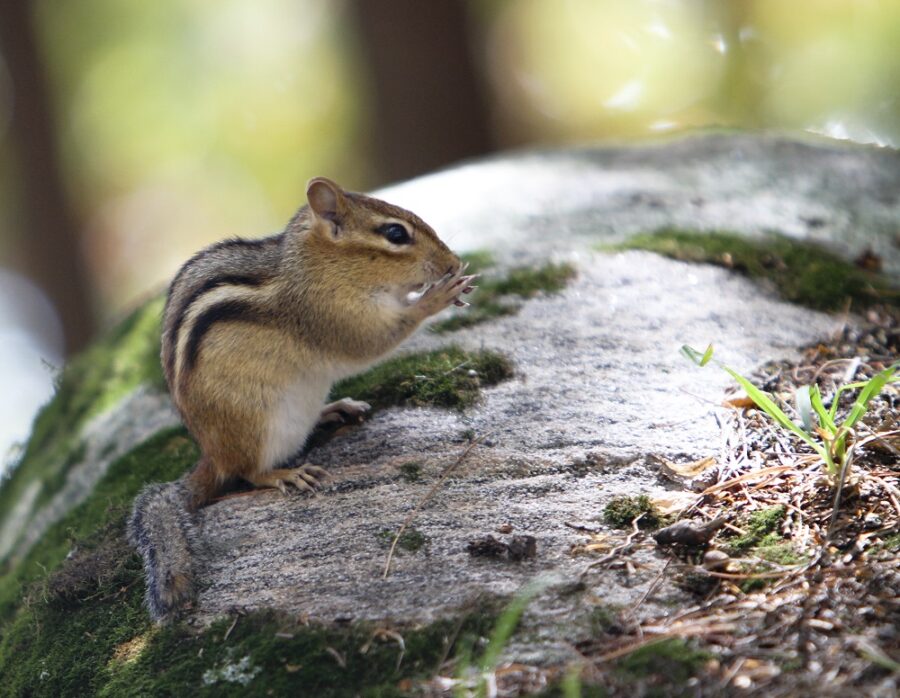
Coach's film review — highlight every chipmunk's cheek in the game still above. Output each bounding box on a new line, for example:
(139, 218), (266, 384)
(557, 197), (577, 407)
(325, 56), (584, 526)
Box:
(372, 286), (417, 312)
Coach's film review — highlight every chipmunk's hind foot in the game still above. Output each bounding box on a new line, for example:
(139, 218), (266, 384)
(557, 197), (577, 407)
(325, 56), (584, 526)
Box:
(248, 464), (329, 494)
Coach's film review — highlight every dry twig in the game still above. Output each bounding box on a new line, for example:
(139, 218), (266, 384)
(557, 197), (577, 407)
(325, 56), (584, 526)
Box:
(382, 432), (493, 578)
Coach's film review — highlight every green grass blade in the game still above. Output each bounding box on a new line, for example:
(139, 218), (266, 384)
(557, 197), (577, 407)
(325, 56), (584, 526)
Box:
(829, 380), (872, 421)
(681, 343), (839, 464)
(478, 582), (544, 673)
(562, 665), (583, 697)
(809, 385), (836, 433)
(841, 363), (897, 431)
(720, 366), (827, 459)
(830, 426), (849, 466)
(856, 640), (900, 674)
(453, 635), (475, 698)
(681, 344), (714, 367)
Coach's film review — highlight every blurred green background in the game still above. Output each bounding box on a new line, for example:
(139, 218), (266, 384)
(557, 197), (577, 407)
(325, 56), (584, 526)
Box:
(1, 0), (899, 460)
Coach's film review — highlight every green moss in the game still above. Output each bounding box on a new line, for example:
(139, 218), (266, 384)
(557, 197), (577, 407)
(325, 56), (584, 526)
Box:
(0, 421), (507, 696)
(432, 261), (576, 333)
(615, 637), (711, 684)
(778, 655), (804, 672)
(756, 542), (804, 565)
(0, 427), (201, 695)
(459, 250), (497, 273)
(536, 680), (607, 698)
(489, 263), (577, 297)
(398, 461), (423, 483)
(879, 532), (900, 551)
(602, 495), (662, 530)
(0, 427), (197, 623)
(589, 604), (623, 635)
(674, 569), (720, 597)
(377, 527), (429, 553)
(725, 507), (800, 592)
(0, 298), (167, 550)
(44, 532), (134, 603)
(433, 301), (519, 334)
(3, 581), (498, 697)
(608, 229), (899, 311)
(1, 559), (150, 697)
(121, 607), (499, 698)
(727, 506), (787, 554)
(330, 346), (513, 412)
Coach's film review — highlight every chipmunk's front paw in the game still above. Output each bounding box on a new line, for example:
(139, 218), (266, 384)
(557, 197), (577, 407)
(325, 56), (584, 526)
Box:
(413, 268), (477, 318)
(317, 397), (371, 427)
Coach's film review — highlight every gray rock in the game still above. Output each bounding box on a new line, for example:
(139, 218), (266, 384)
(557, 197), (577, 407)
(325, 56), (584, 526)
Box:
(185, 134), (890, 659)
(13, 133), (898, 670)
(381, 132), (900, 279)
(193, 251), (838, 649)
(0, 388), (180, 563)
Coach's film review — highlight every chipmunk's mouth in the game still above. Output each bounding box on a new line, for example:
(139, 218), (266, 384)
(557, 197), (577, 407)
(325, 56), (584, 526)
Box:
(402, 263), (468, 305)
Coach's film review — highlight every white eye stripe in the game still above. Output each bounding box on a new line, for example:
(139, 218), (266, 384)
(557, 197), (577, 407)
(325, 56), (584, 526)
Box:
(379, 219), (410, 232)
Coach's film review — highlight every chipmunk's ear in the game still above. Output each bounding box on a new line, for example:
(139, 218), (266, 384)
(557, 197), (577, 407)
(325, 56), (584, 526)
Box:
(307, 177), (346, 224)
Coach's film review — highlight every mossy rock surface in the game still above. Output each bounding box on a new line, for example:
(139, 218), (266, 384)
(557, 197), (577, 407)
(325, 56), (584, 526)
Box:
(3, 133), (900, 695)
(0, 299), (167, 557)
(610, 228), (899, 311)
(331, 345), (514, 412)
(430, 252), (577, 334)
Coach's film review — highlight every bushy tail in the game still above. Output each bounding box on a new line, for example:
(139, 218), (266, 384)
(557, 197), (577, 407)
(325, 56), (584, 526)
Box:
(127, 458), (220, 622)
(127, 479), (196, 621)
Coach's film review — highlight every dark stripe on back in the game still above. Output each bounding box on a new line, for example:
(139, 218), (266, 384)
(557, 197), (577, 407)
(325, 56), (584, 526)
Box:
(167, 274), (264, 377)
(183, 299), (260, 374)
(165, 235), (283, 311)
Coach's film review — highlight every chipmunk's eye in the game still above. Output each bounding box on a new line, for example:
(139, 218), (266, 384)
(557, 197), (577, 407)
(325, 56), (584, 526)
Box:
(376, 223), (412, 246)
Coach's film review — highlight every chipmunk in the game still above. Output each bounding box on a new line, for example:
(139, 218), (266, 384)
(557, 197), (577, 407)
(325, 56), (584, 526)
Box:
(128, 177), (475, 621)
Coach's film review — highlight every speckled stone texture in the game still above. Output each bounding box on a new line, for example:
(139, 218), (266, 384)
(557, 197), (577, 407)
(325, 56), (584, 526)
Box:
(184, 133), (900, 658)
(192, 251), (839, 661)
(15, 133), (900, 664)
(381, 132), (900, 279)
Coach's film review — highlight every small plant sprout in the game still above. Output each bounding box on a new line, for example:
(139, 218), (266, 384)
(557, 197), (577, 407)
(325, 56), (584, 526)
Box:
(454, 581), (547, 697)
(681, 344), (898, 482)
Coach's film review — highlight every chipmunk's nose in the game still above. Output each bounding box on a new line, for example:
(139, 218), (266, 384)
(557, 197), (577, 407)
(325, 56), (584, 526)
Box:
(431, 246), (461, 280)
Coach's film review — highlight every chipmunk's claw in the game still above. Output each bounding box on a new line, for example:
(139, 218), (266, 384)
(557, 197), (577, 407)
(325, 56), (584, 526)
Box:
(250, 464), (329, 495)
(414, 270), (478, 317)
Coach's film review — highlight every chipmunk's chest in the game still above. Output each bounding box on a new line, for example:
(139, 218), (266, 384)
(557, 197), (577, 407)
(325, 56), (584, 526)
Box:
(261, 362), (363, 470)
(261, 374), (330, 470)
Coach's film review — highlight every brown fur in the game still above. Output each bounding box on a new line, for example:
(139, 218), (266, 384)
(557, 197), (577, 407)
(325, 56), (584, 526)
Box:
(165, 177), (461, 497)
(178, 321), (294, 492)
(185, 457), (222, 511)
(131, 178), (470, 622)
